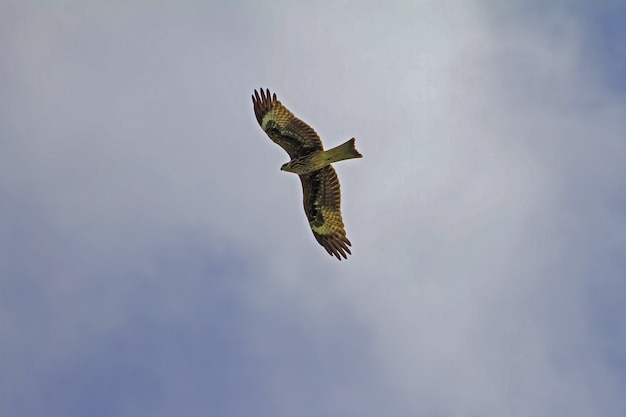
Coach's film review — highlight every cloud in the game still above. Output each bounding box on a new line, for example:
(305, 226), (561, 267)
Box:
(1, 1), (625, 416)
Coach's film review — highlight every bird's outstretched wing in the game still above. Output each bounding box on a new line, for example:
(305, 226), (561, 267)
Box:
(300, 166), (351, 260)
(252, 88), (323, 159)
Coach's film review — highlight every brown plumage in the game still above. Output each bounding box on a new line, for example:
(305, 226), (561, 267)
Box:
(252, 88), (362, 260)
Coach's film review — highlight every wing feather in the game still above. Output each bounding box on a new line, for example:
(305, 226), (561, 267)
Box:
(300, 166), (352, 260)
(252, 88), (323, 159)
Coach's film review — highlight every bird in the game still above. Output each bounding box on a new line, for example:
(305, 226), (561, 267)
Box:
(252, 88), (362, 260)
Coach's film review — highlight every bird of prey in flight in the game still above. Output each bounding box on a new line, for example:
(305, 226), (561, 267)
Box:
(252, 88), (362, 260)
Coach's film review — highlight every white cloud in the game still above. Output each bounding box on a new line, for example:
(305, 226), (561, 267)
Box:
(1, 1), (625, 416)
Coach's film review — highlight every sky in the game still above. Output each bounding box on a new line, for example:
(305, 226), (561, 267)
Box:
(1, 1), (626, 416)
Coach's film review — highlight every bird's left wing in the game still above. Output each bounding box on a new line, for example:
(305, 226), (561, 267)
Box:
(252, 88), (323, 159)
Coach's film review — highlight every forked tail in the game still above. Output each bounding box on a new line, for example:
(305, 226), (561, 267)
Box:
(324, 138), (363, 163)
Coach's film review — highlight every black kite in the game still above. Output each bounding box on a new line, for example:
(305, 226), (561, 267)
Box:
(252, 88), (362, 260)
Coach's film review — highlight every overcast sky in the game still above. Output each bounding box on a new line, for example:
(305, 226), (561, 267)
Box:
(1, 1), (626, 416)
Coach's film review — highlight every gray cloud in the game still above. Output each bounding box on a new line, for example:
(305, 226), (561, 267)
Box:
(1, 1), (625, 416)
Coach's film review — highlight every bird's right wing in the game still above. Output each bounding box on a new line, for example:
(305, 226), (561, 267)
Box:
(300, 166), (352, 260)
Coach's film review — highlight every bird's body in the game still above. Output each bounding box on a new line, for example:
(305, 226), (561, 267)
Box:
(252, 88), (362, 260)
(281, 138), (362, 175)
